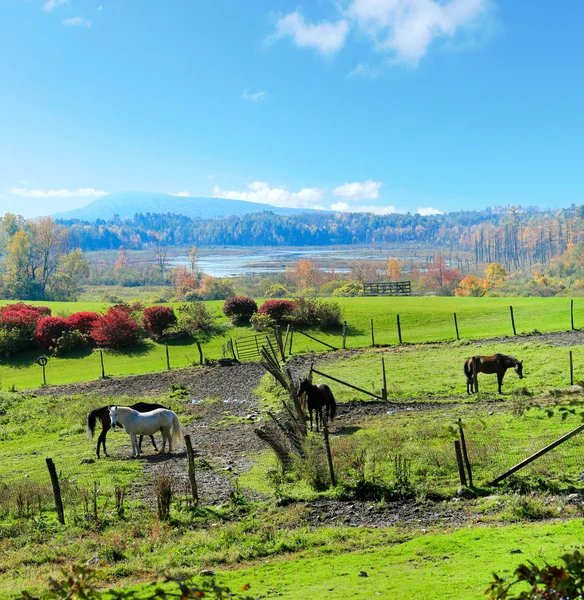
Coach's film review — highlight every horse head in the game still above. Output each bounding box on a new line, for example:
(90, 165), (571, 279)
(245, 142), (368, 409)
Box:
(298, 379), (309, 396)
(515, 360), (524, 379)
(109, 405), (118, 427)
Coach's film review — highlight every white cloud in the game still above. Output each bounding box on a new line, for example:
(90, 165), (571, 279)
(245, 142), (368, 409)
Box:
(333, 179), (383, 201)
(346, 0), (488, 65)
(417, 206), (443, 215)
(62, 17), (91, 27)
(42, 0), (66, 12)
(332, 202), (403, 215)
(273, 10), (350, 56)
(170, 191), (191, 197)
(213, 182), (325, 209)
(272, 1), (491, 65)
(242, 89), (268, 102)
(97, 5), (103, 10)
(9, 187), (107, 198)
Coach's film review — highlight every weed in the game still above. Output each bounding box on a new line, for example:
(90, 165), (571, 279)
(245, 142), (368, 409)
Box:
(154, 470), (173, 521)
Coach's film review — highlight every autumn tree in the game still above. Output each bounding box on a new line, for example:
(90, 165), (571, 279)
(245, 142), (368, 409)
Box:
(423, 253), (462, 295)
(386, 257), (402, 281)
(293, 259), (320, 290)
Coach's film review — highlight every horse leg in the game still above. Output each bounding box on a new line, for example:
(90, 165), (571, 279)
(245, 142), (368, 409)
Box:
(149, 435), (158, 452)
(138, 434), (144, 453)
(497, 370), (505, 394)
(309, 409), (313, 432)
(160, 431), (167, 454)
(131, 433), (139, 457)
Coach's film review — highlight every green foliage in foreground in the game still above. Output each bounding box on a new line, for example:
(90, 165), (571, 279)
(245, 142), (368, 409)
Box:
(487, 549), (584, 599)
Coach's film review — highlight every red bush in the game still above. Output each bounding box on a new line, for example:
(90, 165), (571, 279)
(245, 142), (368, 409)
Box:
(258, 299), (296, 323)
(0, 303), (51, 318)
(92, 307), (141, 349)
(222, 296), (258, 322)
(142, 306), (177, 338)
(66, 312), (100, 336)
(35, 317), (71, 350)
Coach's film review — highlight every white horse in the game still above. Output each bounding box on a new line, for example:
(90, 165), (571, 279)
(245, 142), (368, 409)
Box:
(109, 406), (182, 458)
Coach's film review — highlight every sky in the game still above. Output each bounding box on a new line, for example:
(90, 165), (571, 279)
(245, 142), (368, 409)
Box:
(1, 0), (583, 219)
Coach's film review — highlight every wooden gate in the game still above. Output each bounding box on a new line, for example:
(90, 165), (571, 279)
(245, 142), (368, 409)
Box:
(234, 332), (278, 361)
(363, 280), (411, 296)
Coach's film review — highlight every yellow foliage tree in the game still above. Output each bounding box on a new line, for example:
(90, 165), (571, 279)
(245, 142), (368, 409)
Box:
(386, 257), (402, 281)
(454, 274), (488, 297)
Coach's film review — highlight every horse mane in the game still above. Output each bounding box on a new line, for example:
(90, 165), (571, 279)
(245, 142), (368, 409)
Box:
(502, 354), (520, 366)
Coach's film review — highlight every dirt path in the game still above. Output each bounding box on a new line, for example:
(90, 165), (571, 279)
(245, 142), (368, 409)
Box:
(29, 327), (584, 526)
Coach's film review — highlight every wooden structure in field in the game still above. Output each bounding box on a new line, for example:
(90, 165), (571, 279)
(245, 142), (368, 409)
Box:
(363, 280), (411, 297)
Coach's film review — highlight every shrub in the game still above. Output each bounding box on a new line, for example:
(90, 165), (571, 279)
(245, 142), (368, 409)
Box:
(0, 303), (51, 318)
(142, 306), (177, 338)
(222, 296), (258, 322)
(65, 312), (100, 336)
(0, 305), (49, 354)
(177, 302), (215, 337)
(53, 329), (88, 356)
(35, 317), (70, 350)
(316, 300), (342, 328)
(332, 282), (364, 297)
(91, 307), (141, 349)
(290, 297), (319, 325)
(259, 299), (296, 323)
(250, 312), (272, 332)
(264, 284), (288, 298)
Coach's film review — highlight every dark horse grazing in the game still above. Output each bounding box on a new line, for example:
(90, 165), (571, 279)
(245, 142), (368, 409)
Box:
(298, 379), (337, 432)
(87, 402), (168, 458)
(464, 354), (523, 394)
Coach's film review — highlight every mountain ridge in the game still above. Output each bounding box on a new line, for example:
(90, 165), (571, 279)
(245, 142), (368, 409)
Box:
(53, 191), (314, 221)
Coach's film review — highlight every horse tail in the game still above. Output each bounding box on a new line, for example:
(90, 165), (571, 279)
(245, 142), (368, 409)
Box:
(171, 411), (182, 450)
(329, 395), (337, 422)
(463, 358), (471, 380)
(87, 408), (99, 438)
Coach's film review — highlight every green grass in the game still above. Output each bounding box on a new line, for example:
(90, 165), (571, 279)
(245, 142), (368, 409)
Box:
(294, 341), (584, 401)
(118, 520), (584, 600)
(1, 296), (582, 390)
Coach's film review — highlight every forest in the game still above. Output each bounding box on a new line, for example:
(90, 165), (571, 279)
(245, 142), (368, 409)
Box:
(57, 204), (584, 273)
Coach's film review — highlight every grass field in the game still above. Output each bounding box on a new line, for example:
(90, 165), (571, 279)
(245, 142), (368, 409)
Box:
(1, 296), (583, 390)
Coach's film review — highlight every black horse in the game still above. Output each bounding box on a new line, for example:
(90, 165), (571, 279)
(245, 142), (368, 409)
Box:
(298, 379), (337, 432)
(464, 354), (523, 394)
(87, 401), (168, 458)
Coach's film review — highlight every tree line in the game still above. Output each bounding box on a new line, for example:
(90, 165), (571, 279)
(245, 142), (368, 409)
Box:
(56, 204), (584, 272)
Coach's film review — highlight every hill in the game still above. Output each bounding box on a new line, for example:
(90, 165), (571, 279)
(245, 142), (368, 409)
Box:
(53, 191), (313, 221)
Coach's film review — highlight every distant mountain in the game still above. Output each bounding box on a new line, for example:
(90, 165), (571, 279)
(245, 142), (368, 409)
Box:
(53, 191), (312, 221)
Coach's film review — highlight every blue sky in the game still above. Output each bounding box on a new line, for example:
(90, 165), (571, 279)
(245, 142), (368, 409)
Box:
(1, 0), (583, 218)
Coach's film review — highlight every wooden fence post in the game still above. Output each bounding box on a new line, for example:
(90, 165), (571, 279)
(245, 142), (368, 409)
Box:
(99, 350), (105, 379)
(457, 418), (473, 487)
(570, 350), (574, 385)
(165, 343), (170, 370)
(322, 420), (336, 487)
(184, 435), (199, 505)
(381, 356), (388, 401)
(196, 342), (203, 365)
(397, 314), (402, 345)
(571, 299), (575, 330)
(454, 441), (467, 486)
(509, 305), (517, 336)
(46, 458), (65, 524)
(472, 356), (479, 393)
(289, 325), (294, 355)
(342, 321), (347, 350)
(274, 325), (286, 362)
(453, 313), (460, 341)
(283, 325), (291, 356)
(370, 319), (375, 347)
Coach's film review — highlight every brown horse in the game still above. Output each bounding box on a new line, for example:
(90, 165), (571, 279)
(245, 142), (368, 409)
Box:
(298, 379), (337, 432)
(464, 354), (523, 394)
(87, 401), (168, 458)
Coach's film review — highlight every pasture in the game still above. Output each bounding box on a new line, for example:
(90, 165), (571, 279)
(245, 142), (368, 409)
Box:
(0, 296), (582, 391)
(2, 296), (584, 598)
